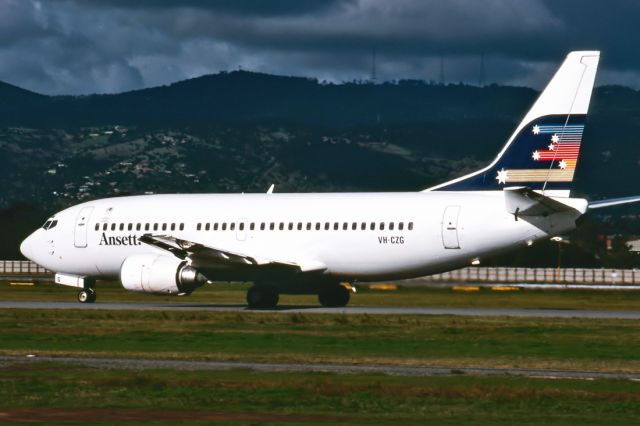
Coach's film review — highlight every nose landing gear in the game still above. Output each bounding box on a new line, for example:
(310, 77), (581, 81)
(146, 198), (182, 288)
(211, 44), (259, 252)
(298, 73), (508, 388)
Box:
(77, 288), (96, 303)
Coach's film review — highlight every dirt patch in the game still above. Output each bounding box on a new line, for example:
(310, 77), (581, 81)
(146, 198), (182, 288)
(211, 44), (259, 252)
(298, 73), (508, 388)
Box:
(0, 408), (347, 423)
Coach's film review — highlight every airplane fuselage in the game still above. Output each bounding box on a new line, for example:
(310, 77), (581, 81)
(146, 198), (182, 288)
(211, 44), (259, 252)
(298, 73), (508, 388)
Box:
(21, 191), (581, 286)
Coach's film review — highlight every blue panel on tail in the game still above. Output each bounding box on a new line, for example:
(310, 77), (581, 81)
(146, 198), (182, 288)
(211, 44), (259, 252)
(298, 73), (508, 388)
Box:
(434, 114), (586, 191)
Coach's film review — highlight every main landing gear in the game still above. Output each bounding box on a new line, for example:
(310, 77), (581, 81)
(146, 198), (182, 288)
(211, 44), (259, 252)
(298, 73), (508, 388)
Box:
(246, 286), (279, 309)
(77, 288), (96, 303)
(318, 284), (350, 308)
(245, 283), (352, 309)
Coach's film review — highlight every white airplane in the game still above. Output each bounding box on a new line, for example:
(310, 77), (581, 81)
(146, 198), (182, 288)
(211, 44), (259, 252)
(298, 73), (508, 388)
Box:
(19, 51), (640, 307)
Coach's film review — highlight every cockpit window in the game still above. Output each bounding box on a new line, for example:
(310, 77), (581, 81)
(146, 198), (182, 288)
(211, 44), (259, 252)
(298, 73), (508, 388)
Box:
(41, 219), (58, 230)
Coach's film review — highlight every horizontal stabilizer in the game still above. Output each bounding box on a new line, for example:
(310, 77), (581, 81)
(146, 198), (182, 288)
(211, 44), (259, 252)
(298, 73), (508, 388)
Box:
(589, 195), (640, 209)
(504, 187), (584, 217)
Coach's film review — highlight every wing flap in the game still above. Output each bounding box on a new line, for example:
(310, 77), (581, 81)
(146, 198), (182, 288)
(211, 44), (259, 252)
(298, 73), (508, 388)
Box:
(138, 234), (322, 272)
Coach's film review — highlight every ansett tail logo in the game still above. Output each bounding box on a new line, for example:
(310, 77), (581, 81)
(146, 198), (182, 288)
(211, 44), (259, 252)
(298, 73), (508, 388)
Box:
(99, 233), (142, 246)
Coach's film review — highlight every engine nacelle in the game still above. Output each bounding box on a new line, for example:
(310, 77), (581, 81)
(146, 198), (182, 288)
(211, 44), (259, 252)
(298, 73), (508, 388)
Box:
(120, 254), (207, 295)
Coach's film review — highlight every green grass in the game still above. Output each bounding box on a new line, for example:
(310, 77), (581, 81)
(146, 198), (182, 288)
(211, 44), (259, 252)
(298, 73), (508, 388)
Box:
(3, 279), (640, 311)
(1, 309), (639, 372)
(1, 363), (639, 425)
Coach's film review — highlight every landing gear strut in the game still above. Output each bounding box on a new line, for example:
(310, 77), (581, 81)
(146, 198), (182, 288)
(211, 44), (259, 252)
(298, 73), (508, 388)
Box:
(246, 286), (279, 309)
(318, 285), (350, 307)
(77, 288), (96, 304)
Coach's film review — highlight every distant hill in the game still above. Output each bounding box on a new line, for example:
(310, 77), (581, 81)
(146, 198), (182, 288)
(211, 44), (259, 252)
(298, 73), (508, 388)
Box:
(1, 71), (639, 262)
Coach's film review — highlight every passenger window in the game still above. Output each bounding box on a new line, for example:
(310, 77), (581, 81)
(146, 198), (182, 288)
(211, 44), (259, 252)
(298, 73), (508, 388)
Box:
(103, 223), (108, 231)
(111, 223), (116, 231)
(94, 223), (99, 231)
(325, 222), (330, 230)
(250, 223), (255, 231)
(342, 223), (348, 230)
(214, 223), (219, 231)
(230, 223), (236, 231)
(316, 223), (321, 230)
(260, 223), (265, 231)
(119, 223), (124, 231)
(169, 223), (174, 231)
(136, 223), (141, 231)
(279, 223), (284, 231)
(222, 223), (227, 231)
(352, 222), (357, 230)
(145, 223), (150, 231)
(239, 223), (245, 231)
(334, 222), (339, 230)
(179, 223), (184, 231)
(197, 223), (202, 231)
(399, 222), (404, 231)
(409, 222), (414, 230)
(270, 223), (275, 230)
(307, 223), (311, 231)
(380, 222), (385, 231)
(128, 223), (133, 231)
(361, 222), (366, 230)
(153, 223), (158, 231)
(370, 222), (375, 230)
(297, 222), (302, 231)
(389, 222), (394, 231)
(287, 223), (292, 231)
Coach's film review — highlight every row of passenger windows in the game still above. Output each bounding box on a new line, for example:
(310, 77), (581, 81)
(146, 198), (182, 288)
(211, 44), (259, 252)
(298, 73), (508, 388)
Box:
(94, 221), (414, 232)
(197, 221), (414, 232)
(95, 222), (185, 232)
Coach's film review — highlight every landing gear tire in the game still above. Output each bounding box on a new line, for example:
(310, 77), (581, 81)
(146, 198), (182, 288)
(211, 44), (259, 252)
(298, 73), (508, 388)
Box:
(246, 286), (279, 309)
(318, 285), (350, 307)
(77, 288), (96, 304)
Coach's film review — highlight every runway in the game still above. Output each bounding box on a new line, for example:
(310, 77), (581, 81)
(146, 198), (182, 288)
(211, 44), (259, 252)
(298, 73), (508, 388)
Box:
(2, 300), (640, 319)
(1, 355), (638, 381)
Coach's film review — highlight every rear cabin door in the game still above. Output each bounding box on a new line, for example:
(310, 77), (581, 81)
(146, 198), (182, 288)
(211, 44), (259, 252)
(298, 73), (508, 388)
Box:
(74, 206), (94, 248)
(441, 205), (461, 249)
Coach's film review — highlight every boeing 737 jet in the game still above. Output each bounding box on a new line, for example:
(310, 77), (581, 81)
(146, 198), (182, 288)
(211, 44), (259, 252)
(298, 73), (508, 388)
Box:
(19, 51), (640, 307)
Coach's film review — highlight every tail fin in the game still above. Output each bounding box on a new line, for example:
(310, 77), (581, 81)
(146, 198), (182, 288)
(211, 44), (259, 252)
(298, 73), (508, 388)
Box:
(426, 51), (600, 197)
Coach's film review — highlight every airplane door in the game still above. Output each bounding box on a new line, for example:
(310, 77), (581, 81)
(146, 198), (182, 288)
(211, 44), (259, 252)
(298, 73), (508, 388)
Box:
(236, 218), (247, 241)
(441, 205), (461, 249)
(74, 206), (94, 248)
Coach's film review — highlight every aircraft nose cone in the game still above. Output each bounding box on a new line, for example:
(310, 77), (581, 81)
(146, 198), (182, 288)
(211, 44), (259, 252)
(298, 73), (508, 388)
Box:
(20, 234), (35, 261)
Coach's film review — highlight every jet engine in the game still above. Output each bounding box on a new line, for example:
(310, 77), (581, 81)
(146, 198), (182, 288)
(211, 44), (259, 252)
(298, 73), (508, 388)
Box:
(120, 254), (207, 295)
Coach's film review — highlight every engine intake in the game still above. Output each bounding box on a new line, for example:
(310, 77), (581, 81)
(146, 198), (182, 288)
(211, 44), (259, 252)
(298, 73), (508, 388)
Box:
(120, 254), (207, 295)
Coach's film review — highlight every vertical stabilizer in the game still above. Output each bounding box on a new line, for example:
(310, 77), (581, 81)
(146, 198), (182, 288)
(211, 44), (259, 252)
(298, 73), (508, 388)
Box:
(427, 51), (600, 197)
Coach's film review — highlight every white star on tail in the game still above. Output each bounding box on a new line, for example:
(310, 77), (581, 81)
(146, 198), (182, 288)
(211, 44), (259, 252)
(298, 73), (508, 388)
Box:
(532, 125), (540, 135)
(558, 160), (567, 169)
(548, 143), (555, 150)
(496, 168), (508, 184)
(532, 150), (540, 160)
(551, 134), (560, 143)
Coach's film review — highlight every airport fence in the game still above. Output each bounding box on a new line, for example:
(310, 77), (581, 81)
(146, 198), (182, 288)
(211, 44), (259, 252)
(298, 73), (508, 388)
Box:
(0, 260), (51, 275)
(417, 267), (640, 285)
(1, 260), (639, 285)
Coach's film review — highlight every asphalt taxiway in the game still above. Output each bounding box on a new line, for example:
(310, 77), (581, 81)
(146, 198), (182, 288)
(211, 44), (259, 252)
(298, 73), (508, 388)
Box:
(1, 300), (640, 319)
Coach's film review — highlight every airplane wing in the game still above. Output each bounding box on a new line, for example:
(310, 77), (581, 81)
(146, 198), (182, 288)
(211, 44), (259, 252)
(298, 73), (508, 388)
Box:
(503, 187), (583, 217)
(137, 234), (326, 273)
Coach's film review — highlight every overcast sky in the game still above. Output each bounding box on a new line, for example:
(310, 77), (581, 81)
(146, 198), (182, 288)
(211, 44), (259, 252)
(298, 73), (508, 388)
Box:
(1, 0), (639, 95)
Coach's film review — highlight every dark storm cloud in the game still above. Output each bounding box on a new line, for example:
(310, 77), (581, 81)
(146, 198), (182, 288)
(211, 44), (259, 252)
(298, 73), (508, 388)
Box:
(0, 0), (638, 94)
(82, 0), (354, 16)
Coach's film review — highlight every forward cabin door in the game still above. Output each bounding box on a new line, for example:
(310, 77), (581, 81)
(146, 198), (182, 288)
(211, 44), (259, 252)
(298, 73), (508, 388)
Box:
(441, 205), (461, 249)
(74, 206), (94, 248)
